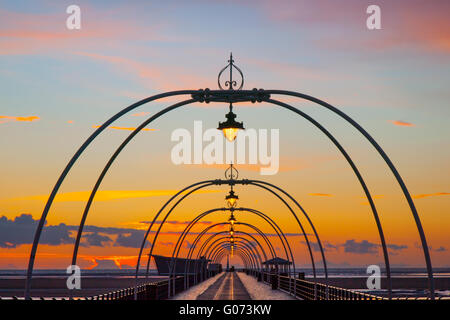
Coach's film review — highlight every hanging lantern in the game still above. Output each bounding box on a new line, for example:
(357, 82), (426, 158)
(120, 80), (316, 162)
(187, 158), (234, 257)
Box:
(225, 189), (239, 208)
(217, 103), (244, 142)
(228, 213), (237, 225)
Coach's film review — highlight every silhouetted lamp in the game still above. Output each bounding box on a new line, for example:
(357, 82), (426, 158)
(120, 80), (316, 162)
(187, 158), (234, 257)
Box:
(229, 225), (234, 237)
(225, 189), (239, 208)
(228, 213), (237, 226)
(218, 103), (244, 142)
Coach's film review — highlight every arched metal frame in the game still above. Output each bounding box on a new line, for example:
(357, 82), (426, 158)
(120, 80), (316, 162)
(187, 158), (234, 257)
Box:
(214, 244), (256, 272)
(139, 180), (323, 277)
(215, 248), (251, 270)
(182, 208), (296, 289)
(210, 243), (257, 270)
(185, 215), (295, 288)
(169, 229), (272, 297)
(197, 229), (273, 263)
(167, 208), (292, 282)
(24, 86), (434, 299)
(208, 235), (256, 272)
(207, 238), (263, 273)
(136, 180), (322, 295)
(213, 246), (256, 271)
(186, 226), (275, 272)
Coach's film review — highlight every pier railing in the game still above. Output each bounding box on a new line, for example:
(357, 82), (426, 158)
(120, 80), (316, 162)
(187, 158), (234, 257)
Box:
(86, 272), (218, 300)
(250, 271), (449, 300)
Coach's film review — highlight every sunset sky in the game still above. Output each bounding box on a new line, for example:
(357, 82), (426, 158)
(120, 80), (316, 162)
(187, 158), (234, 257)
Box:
(0, 0), (449, 271)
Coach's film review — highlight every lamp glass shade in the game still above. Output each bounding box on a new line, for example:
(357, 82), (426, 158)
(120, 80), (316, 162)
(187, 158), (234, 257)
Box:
(222, 128), (238, 142)
(226, 196), (237, 207)
(217, 109), (244, 142)
(225, 190), (239, 208)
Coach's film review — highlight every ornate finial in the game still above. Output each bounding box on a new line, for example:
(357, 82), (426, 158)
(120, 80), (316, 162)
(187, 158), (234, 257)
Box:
(218, 53), (244, 90)
(225, 163), (239, 180)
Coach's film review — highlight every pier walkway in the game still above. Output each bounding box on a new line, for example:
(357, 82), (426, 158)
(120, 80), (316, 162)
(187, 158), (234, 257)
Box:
(197, 272), (251, 300)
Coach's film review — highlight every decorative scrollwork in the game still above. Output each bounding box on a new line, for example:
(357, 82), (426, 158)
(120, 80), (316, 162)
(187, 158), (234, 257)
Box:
(225, 163), (239, 180)
(218, 53), (244, 90)
(191, 88), (270, 104)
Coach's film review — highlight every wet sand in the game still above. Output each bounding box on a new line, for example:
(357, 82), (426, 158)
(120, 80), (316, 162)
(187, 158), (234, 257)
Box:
(0, 276), (166, 298)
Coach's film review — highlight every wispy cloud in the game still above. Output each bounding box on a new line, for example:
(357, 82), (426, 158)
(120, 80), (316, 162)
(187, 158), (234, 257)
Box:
(9, 189), (219, 202)
(388, 120), (415, 127)
(308, 193), (333, 197)
(0, 115), (40, 124)
(254, 0), (450, 54)
(92, 125), (156, 132)
(413, 192), (450, 199)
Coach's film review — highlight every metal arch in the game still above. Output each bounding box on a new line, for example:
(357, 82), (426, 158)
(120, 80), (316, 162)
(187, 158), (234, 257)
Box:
(245, 181), (327, 275)
(214, 245), (255, 271)
(187, 224), (275, 268)
(25, 81), (432, 299)
(142, 183), (217, 279)
(215, 249), (250, 270)
(262, 98), (393, 296)
(38, 94), (322, 289)
(184, 211), (295, 283)
(186, 211), (292, 265)
(171, 229), (271, 296)
(196, 229), (273, 261)
(212, 245), (254, 270)
(134, 181), (213, 280)
(164, 206), (294, 290)
(208, 241), (261, 277)
(140, 182), (320, 281)
(182, 209), (296, 289)
(215, 245), (255, 270)
(207, 238), (262, 270)
(264, 90), (434, 298)
(205, 237), (264, 268)
(196, 230), (274, 284)
(70, 98), (196, 269)
(172, 223), (276, 290)
(65, 90), (384, 296)
(205, 238), (264, 277)
(191, 238), (261, 292)
(240, 181), (319, 280)
(25, 90), (200, 299)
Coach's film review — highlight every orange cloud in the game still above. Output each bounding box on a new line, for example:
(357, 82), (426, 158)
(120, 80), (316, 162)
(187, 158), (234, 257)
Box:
(0, 115), (40, 124)
(87, 255), (140, 269)
(74, 51), (210, 91)
(413, 192), (450, 199)
(9, 189), (220, 202)
(0, 7), (166, 56)
(308, 193), (333, 197)
(92, 125), (156, 132)
(388, 120), (415, 127)
(257, 1), (450, 54)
